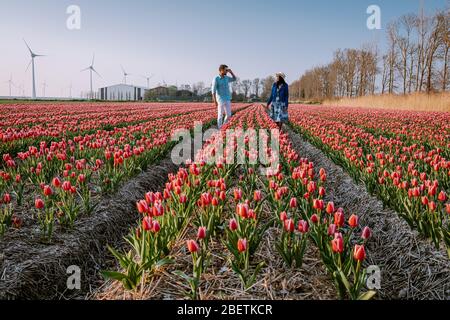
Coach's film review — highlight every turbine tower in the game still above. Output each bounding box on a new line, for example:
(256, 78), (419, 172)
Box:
(121, 65), (131, 84)
(41, 81), (48, 98)
(6, 74), (15, 97)
(24, 39), (45, 99)
(141, 74), (154, 88)
(81, 54), (101, 100)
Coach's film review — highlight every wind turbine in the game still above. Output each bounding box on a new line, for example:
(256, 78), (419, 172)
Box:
(24, 39), (45, 99)
(5, 74), (15, 97)
(121, 65), (131, 84)
(141, 74), (154, 88)
(41, 81), (48, 98)
(81, 54), (101, 100)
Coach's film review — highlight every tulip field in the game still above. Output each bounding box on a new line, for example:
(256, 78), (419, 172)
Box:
(0, 102), (449, 300)
(289, 105), (450, 257)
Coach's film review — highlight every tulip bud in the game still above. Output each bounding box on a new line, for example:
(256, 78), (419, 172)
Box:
(142, 216), (152, 231)
(361, 226), (372, 240)
(237, 238), (247, 253)
(311, 214), (319, 224)
(284, 218), (295, 233)
(298, 220), (309, 233)
(331, 233), (343, 253)
(446, 203), (450, 214)
(187, 240), (199, 253)
(253, 190), (262, 202)
(326, 202), (335, 214)
(52, 177), (61, 188)
(280, 211), (287, 222)
(35, 198), (44, 209)
(348, 214), (359, 228)
(421, 196), (429, 206)
(318, 187), (326, 197)
(43, 185), (53, 197)
(236, 203), (249, 219)
(334, 211), (345, 227)
(229, 218), (238, 231)
(353, 244), (366, 261)
(289, 197), (298, 208)
(328, 224), (337, 236)
(152, 220), (161, 233)
(428, 201), (437, 211)
(3, 193), (11, 204)
(197, 226), (206, 239)
(438, 191), (447, 202)
(234, 188), (242, 201)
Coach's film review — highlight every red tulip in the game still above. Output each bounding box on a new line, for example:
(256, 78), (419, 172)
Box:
(313, 199), (324, 210)
(289, 197), (298, 208)
(136, 200), (149, 214)
(52, 177), (61, 188)
(253, 190), (262, 202)
(361, 226), (372, 240)
(43, 185), (53, 197)
(236, 203), (249, 219)
(35, 198), (44, 209)
(428, 201), (437, 211)
(179, 194), (187, 204)
(229, 218), (238, 231)
(78, 174), (86, 183)
(237, 238), (247, 253)
(438, 191), (447, 202)
(318, 187), (326, 197)
(197, 226), (206, 239)
(421, 196), (429, 206)
(234, 188), (242, 201)
(298, 220), (309, 233)
(284, 218), (295, 233)
(328, 224), (337, 236)
(334, 211), (345, 227)
(142, 216), (152, 231)
(3, 193), (11, 204)
(331, 233), (343, 253)
(353, 244), (366, 261)
(311, 214), (319, 224)
(280, 211), (287, 222)
(445, 203), (450, 214)
(187, 240), (199, 253)
(326, 201), (335, 214)
(348, 214), (359, 228)
(152, 220), (160, 233)
(248, 209), (256, 219)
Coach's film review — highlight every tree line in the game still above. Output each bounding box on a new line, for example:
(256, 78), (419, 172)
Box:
(290, 9), (449, 101)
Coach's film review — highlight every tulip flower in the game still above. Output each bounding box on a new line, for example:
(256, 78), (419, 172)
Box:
(331, 233), (344, 253)
(311, 214), (319, 224)
(313, 199), (324, 210)
(428, 201), (437, 211)
(237, 238), (247, 253)
(326, 201), (335, 214)
(353, 244), (366, 261)
(3, 193), (11, 204)
(284, 218), (295, 233)
(348, 214), (359, 228)
(229, 218), (238, 231)
(234, 188), (242, 201)
(318, 187), (326, 197)
(43, 185), (53, 197)
(197, 226), (206, 240)
(328, 223), (337, 236)
(445, 203), (450, 214)
(298, 220), (309, 233)
(289, 197), (298, 208)
(280, 211), (287, 222)
(334, 211), (345, 227)
(253, 190), (262, 202)
(35, 198), (45, 209)
(52, 177), (61, 188)
(142, 216), (152, 231)
(361, 226), (372, 240)
(136, 200), (149, 214)
(437, 191), (447, 202)
(236, 203), (249, 219)
(152, 220), (161, 233)
(421, 196), (429, 206)
(187, 240), (199, 253)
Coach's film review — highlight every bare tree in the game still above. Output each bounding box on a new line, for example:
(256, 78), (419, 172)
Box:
(252, 78), (261, 98)
(241, 80), (252, 99)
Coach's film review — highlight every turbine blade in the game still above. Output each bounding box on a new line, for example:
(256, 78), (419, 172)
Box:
(91, 53), (95, 67)
(92, 67), (102, 78)
(23, 38), (33, 55)
(81, 67), (91, 72)
(25, 60), (32, 72)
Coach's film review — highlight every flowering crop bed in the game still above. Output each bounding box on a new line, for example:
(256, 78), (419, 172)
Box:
(100, 105), (376, 300)
(289, 105), (450, 257)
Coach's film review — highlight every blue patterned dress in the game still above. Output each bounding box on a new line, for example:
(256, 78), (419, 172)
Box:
(267, 83), (289, 123)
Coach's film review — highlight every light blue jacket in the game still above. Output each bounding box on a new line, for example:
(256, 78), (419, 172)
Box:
(212, 75), (236, 103)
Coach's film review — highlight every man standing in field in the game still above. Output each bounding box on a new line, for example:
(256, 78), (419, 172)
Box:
(212, 64), (237, 129)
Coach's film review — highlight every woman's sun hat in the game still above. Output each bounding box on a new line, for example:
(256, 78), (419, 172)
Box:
(276, 72), (286, 79)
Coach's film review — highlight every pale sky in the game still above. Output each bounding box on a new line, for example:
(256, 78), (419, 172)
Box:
(0, 0), (447, 98)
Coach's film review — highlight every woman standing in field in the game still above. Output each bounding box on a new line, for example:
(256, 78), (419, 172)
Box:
(267, 72), (289, 130)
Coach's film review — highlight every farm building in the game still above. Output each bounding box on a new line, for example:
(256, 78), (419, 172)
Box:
(98, 84), (148, 101)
